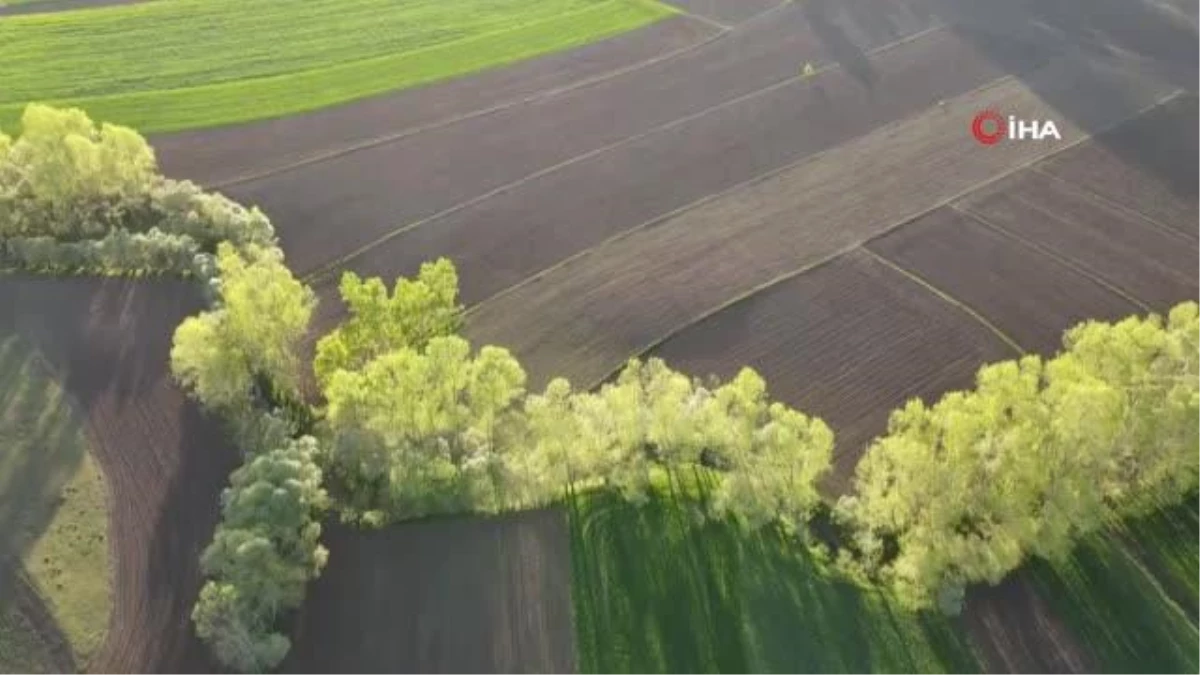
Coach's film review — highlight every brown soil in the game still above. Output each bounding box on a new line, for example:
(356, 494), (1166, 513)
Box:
(957, 170), (1198, 311)
(0, 276), (238, 673)
(283, 509), (575, 674)
(866, 206), (1143, 354)
(219, 0), (941, 277)
(649, 248), (1015, 487)
(464, 61), (1175, 390)
(152, 16), (722, 188)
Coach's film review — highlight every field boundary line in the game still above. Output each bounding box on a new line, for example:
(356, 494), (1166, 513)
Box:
(945, 200), (1152, 312)
(304, 22), (949, 284)
(1028, 165), (1199, 243)
(859, 246), (1026, 354)
(206, 13), (733, 190)
(661, 1), (733, 31)
(576, 89), (1183, 390)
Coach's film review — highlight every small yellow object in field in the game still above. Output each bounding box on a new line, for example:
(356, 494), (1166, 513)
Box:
(801, 62), (816, 78)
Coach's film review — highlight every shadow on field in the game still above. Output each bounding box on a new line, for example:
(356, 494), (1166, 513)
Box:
(0, 333), (81, 674)
(568, 485), (980, 673)
(0, 276), (236, 672)
(803, 0), (1197, 199)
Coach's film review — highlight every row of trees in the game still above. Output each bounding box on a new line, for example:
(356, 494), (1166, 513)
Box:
(309, 260), (834, 528)
(837, 302), (1199, 612)
(192, 436), (329, 672)
(1, 105), (274, 275)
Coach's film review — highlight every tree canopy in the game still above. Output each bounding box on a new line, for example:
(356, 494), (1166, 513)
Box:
(313, 258), (462, 387)
(171, 243), (315, 409)
(839, 302), (1200, 611)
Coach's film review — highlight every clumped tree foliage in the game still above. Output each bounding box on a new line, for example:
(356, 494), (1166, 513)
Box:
(0, 105), (274, 275)
(315, 271), (836, 529)
(518, 361), (833, 527)
(193, 436), (329, 673)
(313, 259), (462, 387)
(171, 243), (315, 410)
(324, 335), (528, 524)
(0, 104), (155, 237)
(838, 302), (1199, 612)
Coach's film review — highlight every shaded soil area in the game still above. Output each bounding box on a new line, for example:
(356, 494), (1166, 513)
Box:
(152, 15), (721, 188)
(964, 574), (1094, 673)
(1037, 94), (1199, 238)
(957, 172), (1198, 312)
(649, 249), (1015, 487)
(221, 0), (940, 277)
(0, 276), (237, 672)
(866, 207), (1143, 354)
(284, 509), (575, 674)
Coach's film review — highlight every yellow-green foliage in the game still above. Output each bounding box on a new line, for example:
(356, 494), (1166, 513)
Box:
(840, 302), (1200, 611)
(171, 243), (315, 409)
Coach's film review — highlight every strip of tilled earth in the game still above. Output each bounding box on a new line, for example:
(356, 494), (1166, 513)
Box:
(324, 26), (1055, 321)
(221, 0), (939, 277)
(865, 207), (1146, 353)
(1036, 94), (1198, 239)
(465, 60), (1181, 389)
(0, 277), (237, 672)
(649, 247), (1015, 485)
(954, 175), (1198, 311)
(284, 509), (575, 673)
(153, 15), (722, 187)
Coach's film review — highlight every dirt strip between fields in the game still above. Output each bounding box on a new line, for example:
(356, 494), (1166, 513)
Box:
(219, 0), (941, 277)
(464, 57), (1181, 390)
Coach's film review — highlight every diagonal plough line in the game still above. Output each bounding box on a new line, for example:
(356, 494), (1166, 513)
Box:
(302, 21), (948, 286)
(207, 0), (798, 191)
(573, 89), (1185, 392)
(948, 202), (1153, 314)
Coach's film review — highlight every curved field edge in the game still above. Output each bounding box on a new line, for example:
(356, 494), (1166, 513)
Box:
(0, 0), (676, 133)
(0, 333), (112, 670)
(566, 473), (982, 674)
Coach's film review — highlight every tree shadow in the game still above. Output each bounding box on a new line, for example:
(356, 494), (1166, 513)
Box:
(0, 274), (236, 672)
(0, 563), (78, 673)
(792, 0), (1197, 201)
(569, 487), (980, 673)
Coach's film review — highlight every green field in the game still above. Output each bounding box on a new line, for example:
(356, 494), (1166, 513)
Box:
(0, 0), (675, 132)
(567, 473), (982, 673)
(1029, 502), (1199, 674)
(0, 334), (111, 671)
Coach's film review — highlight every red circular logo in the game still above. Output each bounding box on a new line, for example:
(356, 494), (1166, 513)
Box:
(971, 110), (1006, 145)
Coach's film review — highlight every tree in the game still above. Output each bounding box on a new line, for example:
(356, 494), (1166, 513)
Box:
(171, 243), (314, 409)
(839, 302), (1200, 611)
(194, 437), (328, 673)
(192, 582), (291, 673)
(323, 335), (526, 522)
(313, 258), (462, 387)
(0, 104), (156, 238)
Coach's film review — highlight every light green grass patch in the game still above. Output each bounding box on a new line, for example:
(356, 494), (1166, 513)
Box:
(567, 471), (981, 673)
(0, 0), (676, 132)
(0, 334), (111, 671)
